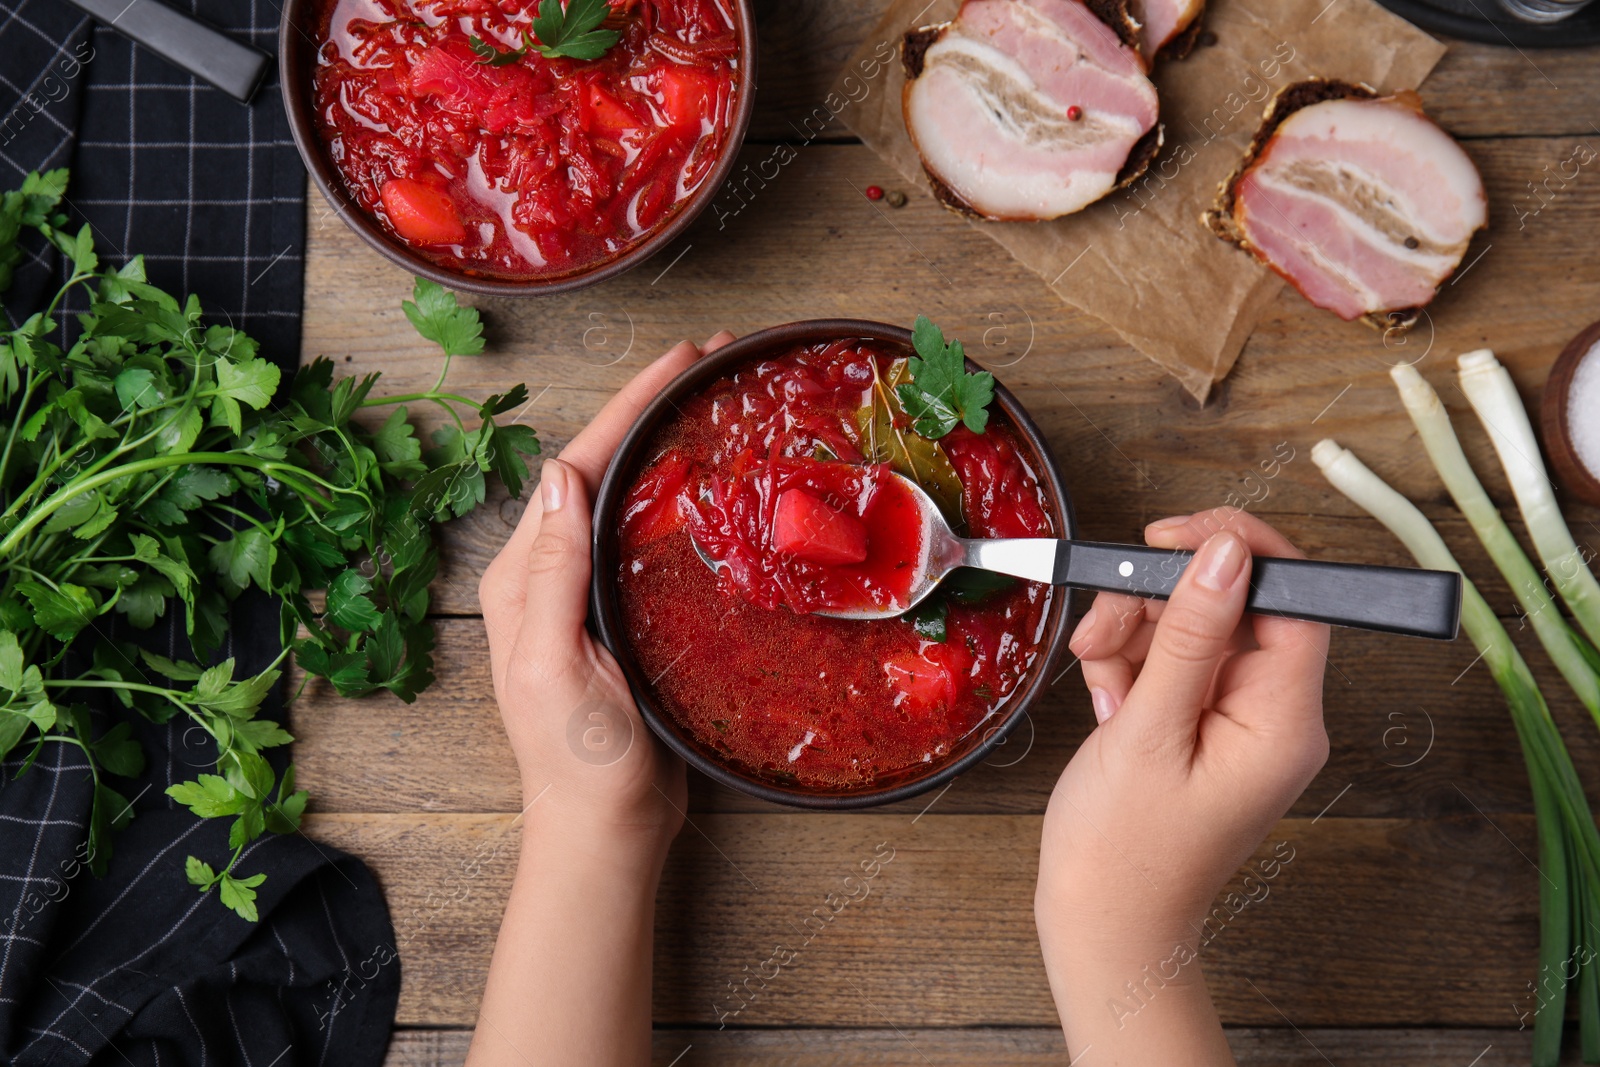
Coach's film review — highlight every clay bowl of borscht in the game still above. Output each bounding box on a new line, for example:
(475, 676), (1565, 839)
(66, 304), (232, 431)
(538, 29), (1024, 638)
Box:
(591, 320), (1077, 809)
(279, 0), (755, 296)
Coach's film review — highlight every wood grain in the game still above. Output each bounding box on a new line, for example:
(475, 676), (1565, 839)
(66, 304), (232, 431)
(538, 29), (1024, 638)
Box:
(301, 135), (1599, 613)
(292, 616), (1600, 819)
(386, 1026), (1576, 1065)
(294, 7), (1600, 1054)
(735, 0), (1600, 142)
(305, 812), (1545, 1029)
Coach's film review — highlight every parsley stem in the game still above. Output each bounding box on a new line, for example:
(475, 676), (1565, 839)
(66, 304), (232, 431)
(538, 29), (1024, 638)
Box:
(41, 270), (92, 324)
(13, 566), (59, 590)
(60, 551), (143, 566)
(44, 678), (200, 724)
(52, 529), (117, 585)
(45, 678), (229, 750)
(283, 670), (313, 708)
(45, 678), (178, 697)
(211, 502), (277, 540)
(1, 389), (208, 523)
(359, 391), (476, 408)
(0, 453), (353, 559)
(122, 469), (178, 519)
(358, 391), (469, 434)
(0, 371), (39, 495)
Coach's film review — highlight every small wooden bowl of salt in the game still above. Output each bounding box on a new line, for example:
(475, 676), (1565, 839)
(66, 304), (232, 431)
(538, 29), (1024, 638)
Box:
(1542, 320), (1600, 509)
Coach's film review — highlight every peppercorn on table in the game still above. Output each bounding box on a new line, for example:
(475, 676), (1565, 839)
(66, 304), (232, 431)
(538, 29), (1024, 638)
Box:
(294, 4), (1600, 1061)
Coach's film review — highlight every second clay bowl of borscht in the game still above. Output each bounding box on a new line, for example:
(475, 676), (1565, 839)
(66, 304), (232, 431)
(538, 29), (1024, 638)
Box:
(591, 319), (1076, 808)
(280, 0), (755, 295)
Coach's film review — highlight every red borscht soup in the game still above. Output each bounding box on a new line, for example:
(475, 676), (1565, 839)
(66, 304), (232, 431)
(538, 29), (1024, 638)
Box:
(312, 0), (740, 281)
(616, 340), (1056, 793)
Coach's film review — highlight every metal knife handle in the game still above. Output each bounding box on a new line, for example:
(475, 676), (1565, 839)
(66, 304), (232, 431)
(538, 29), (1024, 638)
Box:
(1056, 541), (1462, 640)
(64, 0), (272, 103)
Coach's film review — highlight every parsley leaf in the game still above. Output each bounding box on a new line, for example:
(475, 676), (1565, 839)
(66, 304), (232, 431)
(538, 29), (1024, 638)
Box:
(19, 581), (97, 642)
(114, 572), (175, 629)
(909, 598), (948, 642)
(942, 567), (1017, 603)
(185, 855), (216, 887)
(91, 722), (146, 778)
(530, 0), (619, 61)
(218, 871), (267, 922)
(402, 277), (484, 357)
(168, 774), (249, 819)
(895, 315), (994, 438)
(0, 169), (541, 921)
(326, 568), (383, 633)
(215, 356), (281, 410)
(208, 526), (276, 596)
(372, 406), (427, 479)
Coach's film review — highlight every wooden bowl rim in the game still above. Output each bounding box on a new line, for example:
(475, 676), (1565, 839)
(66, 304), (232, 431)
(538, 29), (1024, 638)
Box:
(276, 0), (757, 297)
(1540, 319), (1600, 509)
(588, 318), (1078, 810)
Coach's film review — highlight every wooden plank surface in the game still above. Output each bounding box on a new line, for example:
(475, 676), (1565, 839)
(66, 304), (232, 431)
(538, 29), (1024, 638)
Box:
(303, 137), (1600, 626)
(386, 1026), (1577, 1065)
(294, 0), (1600, 1051)
(305, 812), (1543, 1028)
(741, 3), (1600, 142)
(293, 616), (1600, 818)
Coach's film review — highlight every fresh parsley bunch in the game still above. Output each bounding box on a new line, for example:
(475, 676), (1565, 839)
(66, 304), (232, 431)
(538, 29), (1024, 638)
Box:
(0, 171), (539, 920)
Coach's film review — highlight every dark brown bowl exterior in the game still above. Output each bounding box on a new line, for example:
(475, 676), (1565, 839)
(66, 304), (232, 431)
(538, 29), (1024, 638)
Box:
(277, 0), (756, 297)
(1542, 320), (1600, 509)
(590, 319), (1077, 809)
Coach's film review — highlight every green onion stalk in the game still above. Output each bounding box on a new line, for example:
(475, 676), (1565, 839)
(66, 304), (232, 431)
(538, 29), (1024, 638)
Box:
(1458, 350), (1600, 651)
(1389, 363), (1600, 727)
(1314, 439), (1600, 1065)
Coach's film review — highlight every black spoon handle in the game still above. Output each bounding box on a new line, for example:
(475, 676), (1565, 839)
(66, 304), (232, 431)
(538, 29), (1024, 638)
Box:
(63, 0), (272, 103)
(1057, 541), (1462, 640)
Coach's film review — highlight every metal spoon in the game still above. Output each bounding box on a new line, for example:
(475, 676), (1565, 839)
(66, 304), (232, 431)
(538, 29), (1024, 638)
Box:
(694, 472), (1462, 640)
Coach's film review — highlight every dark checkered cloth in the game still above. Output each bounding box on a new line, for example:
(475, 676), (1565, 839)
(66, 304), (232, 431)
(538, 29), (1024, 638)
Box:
(0, 2), (400, 1064)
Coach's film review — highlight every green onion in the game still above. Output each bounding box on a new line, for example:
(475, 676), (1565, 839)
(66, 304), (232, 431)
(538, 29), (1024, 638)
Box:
(1313, 439), (1600, 1066)
(1458, 349), (1600, 650)
(1389, 363), (1600, 725)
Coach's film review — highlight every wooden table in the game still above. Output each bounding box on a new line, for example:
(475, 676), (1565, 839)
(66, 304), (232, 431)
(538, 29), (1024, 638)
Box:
(295, 5), (1600, 1062)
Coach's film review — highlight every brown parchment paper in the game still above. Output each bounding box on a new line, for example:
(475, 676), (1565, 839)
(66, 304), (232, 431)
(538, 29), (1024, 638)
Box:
(832, 0), (1447, 402)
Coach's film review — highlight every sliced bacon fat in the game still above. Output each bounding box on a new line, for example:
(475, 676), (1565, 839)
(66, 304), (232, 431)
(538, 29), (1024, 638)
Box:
(902, 0), (1159, 221)
(1127, 0), (1204, 60)
(1228, 93), (1486, 322)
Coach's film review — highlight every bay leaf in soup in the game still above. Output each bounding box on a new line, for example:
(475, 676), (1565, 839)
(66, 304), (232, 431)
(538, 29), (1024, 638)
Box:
(855, 357), (965, 526)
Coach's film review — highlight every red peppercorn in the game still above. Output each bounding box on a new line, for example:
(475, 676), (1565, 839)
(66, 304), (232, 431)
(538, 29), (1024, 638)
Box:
(865, 185), (884, 201)
(1067, 105), (1083, 121)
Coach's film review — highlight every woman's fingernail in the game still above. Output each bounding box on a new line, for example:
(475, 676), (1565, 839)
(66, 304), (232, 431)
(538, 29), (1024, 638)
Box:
(1069, 606), (1098, 649)
(540, 460), (567, 512)
(1091, 687), (1120, 724)
(1147, 514), (1191, 532)
(1193, 531), (1246, 592)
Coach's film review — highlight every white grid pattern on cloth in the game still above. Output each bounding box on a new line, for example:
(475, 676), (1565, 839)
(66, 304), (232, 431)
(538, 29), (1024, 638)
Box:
(0, 743), (84, 1008)
(27, 837), (267, 1040)
(1, 0), (305, 364)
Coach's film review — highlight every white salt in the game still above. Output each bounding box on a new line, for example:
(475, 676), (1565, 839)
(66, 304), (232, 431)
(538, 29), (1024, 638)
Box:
(1571, 340), (1600, 480)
